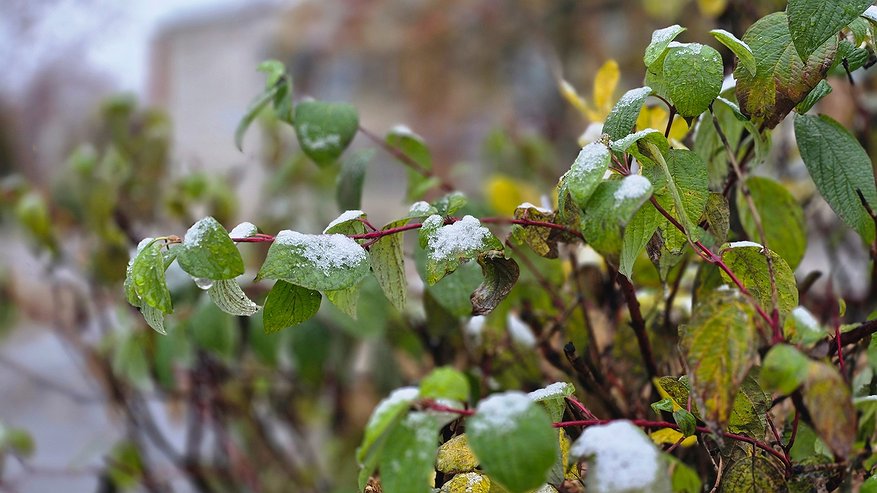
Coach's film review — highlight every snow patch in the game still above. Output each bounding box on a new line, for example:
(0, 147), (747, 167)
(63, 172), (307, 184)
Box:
(324, 210), (365, 233)
(614, 175), (652, 204)
(517, 202), (552, 214)
(578, 122), (605, 147)
(727, 241), (763, 250)
(229, 222), (258, 238)
(792, 306), (819, 331)
(409, 201), (432, 215)
(427, 216), (492, 262)
(184, 220), (213, 247)
(571, 420), (660, 493)
(367, 387), (419, 428)
(528, 382), (571, 401)
(470, 392), (532, 434)
(298, 123), (341, 150)
(274, 231), (367, 276)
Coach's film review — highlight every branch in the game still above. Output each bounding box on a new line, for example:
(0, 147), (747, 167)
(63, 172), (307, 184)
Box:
(615, 274), (659, 380)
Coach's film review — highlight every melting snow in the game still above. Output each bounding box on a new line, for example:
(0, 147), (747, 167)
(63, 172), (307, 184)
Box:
(298, 123), (341, 150)
(367, 387), (419, 428)
(614, 175), (652, 203)
(409, 201), (432, 215)
(792, 306), (819, 331)
(184, 219), (213, 247)
(517, 202), (552, 214)
(274, 230), (367, 275)
(571, 420), (660, 493)
(427, 216), (492, 261)
(727, 241), (763, 250)
(324, 210), (365, 233)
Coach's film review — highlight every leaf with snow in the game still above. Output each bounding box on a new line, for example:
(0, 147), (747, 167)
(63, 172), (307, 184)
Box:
(662, 43), (724, 118)
(470, 251), (519, 316)
(603, 86), (652, 141)
(645, 148), (710, 253)
(177, 217), (244, 280)
(784, 305), (827, 344)
(257, 231), (370, 291)
(356, 387), (420, 487)
(207, 279), (261, 316)
(570, 420), (669, 493)
(710, 29), (756, 76)
(644, 25), (687, 66)
(379, 412), (441, 493)
(228, 222), (258, 239)
(580, 177), (653, 259)
(323, 210), (366, 235)
(423, 216), (502, 285)
(432, 191), (468, 216)
(528, 382), (575, 421)
(559, 142), (611, 210)
(466, 392), (557, 493)
(293, 100), (359, 166)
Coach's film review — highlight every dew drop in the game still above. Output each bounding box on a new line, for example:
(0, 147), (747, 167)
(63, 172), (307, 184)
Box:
(194, 277), (214, 290)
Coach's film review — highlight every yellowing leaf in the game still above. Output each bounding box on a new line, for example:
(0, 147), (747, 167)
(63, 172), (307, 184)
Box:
(697, 0), (728, 18)
(559, 79), (592, 120)
(649, 428), (698, 447)
(592, 60), (620, 119)
(484, 175), (542, 216)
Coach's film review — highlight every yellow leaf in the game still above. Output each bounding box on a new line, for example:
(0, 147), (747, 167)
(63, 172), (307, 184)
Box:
(650, 428), (698, 447)
(697, 0), (728, 18)
(484, 175), (542, 216)
(635, 106), (689, 141)
(558, 79), (594, 121)
(592, 60), (620, 119)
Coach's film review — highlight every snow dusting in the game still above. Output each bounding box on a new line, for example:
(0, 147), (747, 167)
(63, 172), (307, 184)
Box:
(616, 86), (652, 108)
(422, 214), (444, 230)
(390, 124), (421, 140)
(274, 230), (367, 275)
(184, 220), (212, 247)
(470, 392), (532, 434)
(792, 306), (819, 331)
(409, 201), (432, 215)
(507, 312), (537, 348)
(298, 123), (341, 150)
(229, 222), (258, 238)
(323, 210), (365, 233)
(528, 382), (571, 401)
(651, 25), (684, 46)
(614, 175), (652, 204)
(727, 241), (763, 250)
(465, 315), (486, 344)
(572, 142), (610, 174)
(578, 122), (604, 147)
(426, 216), (492, 262)
(517, 202), (552, 214)
(571, 420), (660, 493)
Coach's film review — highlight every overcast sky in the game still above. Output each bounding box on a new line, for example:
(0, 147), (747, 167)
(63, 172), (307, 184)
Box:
(0, 0), (282, 96)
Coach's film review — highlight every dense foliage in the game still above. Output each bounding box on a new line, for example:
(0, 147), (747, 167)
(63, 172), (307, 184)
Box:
(5, 1), (877, 492)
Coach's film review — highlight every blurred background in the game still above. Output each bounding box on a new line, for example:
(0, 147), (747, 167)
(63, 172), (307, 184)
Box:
(0, 0), (872, 492)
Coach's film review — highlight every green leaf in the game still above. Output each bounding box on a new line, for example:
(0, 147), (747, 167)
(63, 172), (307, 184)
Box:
(663, 43), (724, 118)
(422, 216), (502, 285)
(326, 283), (360, 319)
(668, 456), (701, 493)
(680, 290), (756, 426)
(737, 176), (807, 269)
(527, 382), (575, 422)
(646, 148), (710, 253)
(257, 231), (370, 291)
(720, 243), (799, 319)
(794, 113), (877, 244)
(293, 100), (359, 166)
(761, 344), (811, 395)
(466, 392), (557, 493)
(703, 193), (730, 247)
(387, 125), (434, 201)
(432, 191), (468, 217)
(379, 412), (441, 493)
(710, 29), (757, 76)
(796, 79), (833, 114)
(785, 306), (827, 344)
(356, 387), (420, 472)
(370, 220), (408, 312)
(802, 361), (856, 458)
(235, 82), (279, 151)
(141, 305), (167, 335)
(336, 149), (373, 211)
(673, 409), (696, 437)
(719, 456), (787, 492)
(0, 425), (34, 457)
(644, 25), (687, 67)
(323, 210), (366, 235)
(420, 367), (471, 402)
(727, 372), (769, 439)
(581, 176), (654, 258)
(735, 12), (837, 129)
(130, 240), (172, 314)
(654, 376), (698, 417)
(470, 252), (519, 316)
(787, 0), (872, 60)
(207, 279), (260, 316)
(560, 143), (611, 210)
(603, 86), (652, 140)
(177, 217), (244, 280)
(620, 204), (661, 279)
(609, 128), (667, 156)
(262, 280), (321, 333)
